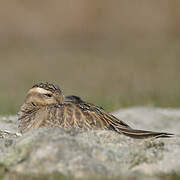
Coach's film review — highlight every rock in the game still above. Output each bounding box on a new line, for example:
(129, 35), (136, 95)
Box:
(0, 107), (180, 179)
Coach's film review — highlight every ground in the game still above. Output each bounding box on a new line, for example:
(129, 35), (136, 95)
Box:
(0, 107), (180, 180)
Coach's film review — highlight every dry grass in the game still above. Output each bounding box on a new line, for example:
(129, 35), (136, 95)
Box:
(0, 37), (180, 114)
(0, 1), (180, 114)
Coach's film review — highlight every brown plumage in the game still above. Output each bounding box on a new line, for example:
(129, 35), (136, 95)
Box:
(18, 82), (174, 139)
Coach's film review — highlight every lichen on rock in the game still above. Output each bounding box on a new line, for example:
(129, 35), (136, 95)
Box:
(0, 107), (180, 179)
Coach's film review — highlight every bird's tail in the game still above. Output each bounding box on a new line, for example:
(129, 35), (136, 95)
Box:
(102, 112), (174, 139)
(115, 128), (174, 139)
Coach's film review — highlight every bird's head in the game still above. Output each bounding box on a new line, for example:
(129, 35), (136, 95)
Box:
(24, 82), (64, 107)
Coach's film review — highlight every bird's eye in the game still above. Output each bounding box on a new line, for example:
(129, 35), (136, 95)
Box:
(44, 93), (52, 98)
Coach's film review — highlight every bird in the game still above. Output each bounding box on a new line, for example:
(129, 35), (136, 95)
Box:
(65, 95), (105, 110)
(18, 82), (174, 139)
(65, 95), (84, 104)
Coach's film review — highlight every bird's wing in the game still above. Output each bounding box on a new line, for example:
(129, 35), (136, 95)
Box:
(60, 102), (174, 139)
(59, 102), (132, 130)
(64, 95), (131, 128)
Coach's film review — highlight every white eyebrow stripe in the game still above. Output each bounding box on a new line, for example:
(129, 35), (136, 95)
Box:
(29, 87), (51, 94)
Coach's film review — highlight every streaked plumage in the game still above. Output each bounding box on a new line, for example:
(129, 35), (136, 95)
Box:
(18, 82), (174, 139)
(65, 95), (105, 111)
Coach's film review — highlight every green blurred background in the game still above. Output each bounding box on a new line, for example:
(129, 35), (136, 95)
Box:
(1, 0), (180, 114)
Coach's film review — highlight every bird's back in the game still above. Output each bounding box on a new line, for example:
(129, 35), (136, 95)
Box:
(40, 101), (131, 131)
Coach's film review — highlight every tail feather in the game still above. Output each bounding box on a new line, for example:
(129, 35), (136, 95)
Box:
(112, 127), (174, 139)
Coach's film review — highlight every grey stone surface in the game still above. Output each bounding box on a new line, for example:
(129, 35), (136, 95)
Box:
(0, 107), (180, 178)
